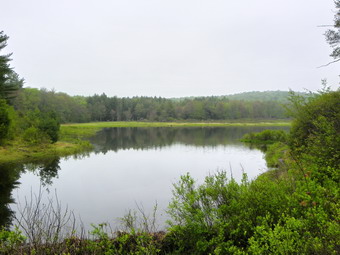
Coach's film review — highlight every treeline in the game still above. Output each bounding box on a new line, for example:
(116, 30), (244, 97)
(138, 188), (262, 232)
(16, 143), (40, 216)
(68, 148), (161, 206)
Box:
(12, 88), (292, 124)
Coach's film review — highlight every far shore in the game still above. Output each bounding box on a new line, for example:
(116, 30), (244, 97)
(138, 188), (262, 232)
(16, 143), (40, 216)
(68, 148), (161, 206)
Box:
(0, 120), (291, 164)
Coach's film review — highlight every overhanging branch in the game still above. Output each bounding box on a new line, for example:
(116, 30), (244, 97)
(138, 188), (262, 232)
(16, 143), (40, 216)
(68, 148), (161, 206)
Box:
(317, 58), (340, 68)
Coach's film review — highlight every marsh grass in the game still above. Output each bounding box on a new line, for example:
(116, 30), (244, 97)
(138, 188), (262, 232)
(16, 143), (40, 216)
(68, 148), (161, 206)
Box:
(61, 120), (291, 140)
(0, 140), (92, 164)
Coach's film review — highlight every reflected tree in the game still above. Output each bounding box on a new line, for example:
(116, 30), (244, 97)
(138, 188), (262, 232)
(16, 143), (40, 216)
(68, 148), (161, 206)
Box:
(25, 158), (61, 187)
(0, 163), (23, 228)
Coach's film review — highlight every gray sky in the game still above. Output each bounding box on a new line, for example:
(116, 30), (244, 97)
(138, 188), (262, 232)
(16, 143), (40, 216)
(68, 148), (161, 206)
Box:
(1, 0), (339, 97)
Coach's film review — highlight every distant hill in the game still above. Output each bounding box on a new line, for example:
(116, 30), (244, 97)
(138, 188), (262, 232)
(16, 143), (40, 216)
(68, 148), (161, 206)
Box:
(173, 91), (308, 103)
(221, 91), (306, 102)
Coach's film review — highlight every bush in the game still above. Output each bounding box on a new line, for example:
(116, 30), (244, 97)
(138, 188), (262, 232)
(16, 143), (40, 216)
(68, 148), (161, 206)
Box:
(22, 127), (50, 145)
(0, 227), (26, 254)
(38, 111), (60, 143)
(20, 110), (60, 144)
(165, 171), (294, 254)
(288, 89), (340, 173)
(241, 129), (288, 144)
(265, 142), (289, 168)
(85, 223), (162, 254)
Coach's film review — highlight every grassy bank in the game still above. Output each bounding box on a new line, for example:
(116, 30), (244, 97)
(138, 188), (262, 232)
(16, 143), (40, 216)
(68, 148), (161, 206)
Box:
(0, 140), (92, 164)
(0, 120), (291, 164)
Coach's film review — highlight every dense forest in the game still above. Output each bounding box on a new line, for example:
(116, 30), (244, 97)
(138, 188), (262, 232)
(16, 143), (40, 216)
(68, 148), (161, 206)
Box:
(12, 88), (294, 124)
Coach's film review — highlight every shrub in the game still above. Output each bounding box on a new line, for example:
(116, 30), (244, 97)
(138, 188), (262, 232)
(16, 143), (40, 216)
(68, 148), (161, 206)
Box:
(166, 171), (293, 254)
(288, 89), (340, 174)
(241, 129), (288, 144)
(20, 110), (60, 144)
(38, 111), (60, 143)
(22, 127), (50, 145)
(264, 142), (289, 168)
(0, 227), (26, 254)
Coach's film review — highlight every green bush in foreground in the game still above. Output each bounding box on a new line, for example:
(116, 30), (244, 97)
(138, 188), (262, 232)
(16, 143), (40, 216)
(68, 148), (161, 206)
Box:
(0, 227), (26, 254)
(165, 171), (294, 254)
(164, 165), (339, 254)
(288, 89), (340, 181)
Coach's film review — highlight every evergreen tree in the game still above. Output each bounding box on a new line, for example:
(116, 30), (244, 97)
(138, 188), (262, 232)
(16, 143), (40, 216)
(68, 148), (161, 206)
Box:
(0, 31), (23, 102)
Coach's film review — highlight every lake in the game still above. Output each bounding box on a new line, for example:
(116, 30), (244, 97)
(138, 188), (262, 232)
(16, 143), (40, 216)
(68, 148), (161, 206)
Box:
(2, 126), (288, 230)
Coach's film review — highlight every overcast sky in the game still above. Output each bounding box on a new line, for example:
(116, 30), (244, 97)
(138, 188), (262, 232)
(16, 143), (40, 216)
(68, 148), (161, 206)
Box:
(1, 0), (339, 97)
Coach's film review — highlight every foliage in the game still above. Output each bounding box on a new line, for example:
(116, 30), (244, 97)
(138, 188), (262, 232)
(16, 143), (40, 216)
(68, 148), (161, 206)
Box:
(264, 142), (289, 168)
(22, 127), (50, 145)
(165, 171), (293, 254)
(241, 129), (288, 144)
(288, 89), (340, 179)
(19, 110), (60, 144)
(84, 223), (162, 255)
(37, 111), (60, 143)
(248, 214), (339, 255)
(0, 227), (26, 254)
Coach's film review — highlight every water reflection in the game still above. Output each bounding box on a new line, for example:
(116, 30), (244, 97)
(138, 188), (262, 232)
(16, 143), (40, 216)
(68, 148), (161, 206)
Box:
(90, 126), (289, 153)
(24, 158), (61, 186)
(0, 163), (23, 228)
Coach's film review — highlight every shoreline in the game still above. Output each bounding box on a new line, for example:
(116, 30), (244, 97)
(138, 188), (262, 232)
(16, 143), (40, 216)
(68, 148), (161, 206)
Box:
(0, 120), (291, 164)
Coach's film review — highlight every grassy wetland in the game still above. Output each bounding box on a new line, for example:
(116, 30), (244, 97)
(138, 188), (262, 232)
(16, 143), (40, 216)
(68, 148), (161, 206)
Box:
(60, 120), (291, 138)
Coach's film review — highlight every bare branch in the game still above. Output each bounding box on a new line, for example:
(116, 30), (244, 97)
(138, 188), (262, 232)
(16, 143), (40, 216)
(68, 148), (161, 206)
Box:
(317, 25), (335, 27)
(317, 58), (340, 68)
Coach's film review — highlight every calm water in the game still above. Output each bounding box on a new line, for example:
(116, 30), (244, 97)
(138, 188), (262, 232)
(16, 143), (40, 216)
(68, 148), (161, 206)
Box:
(1, 126), (288, 229)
